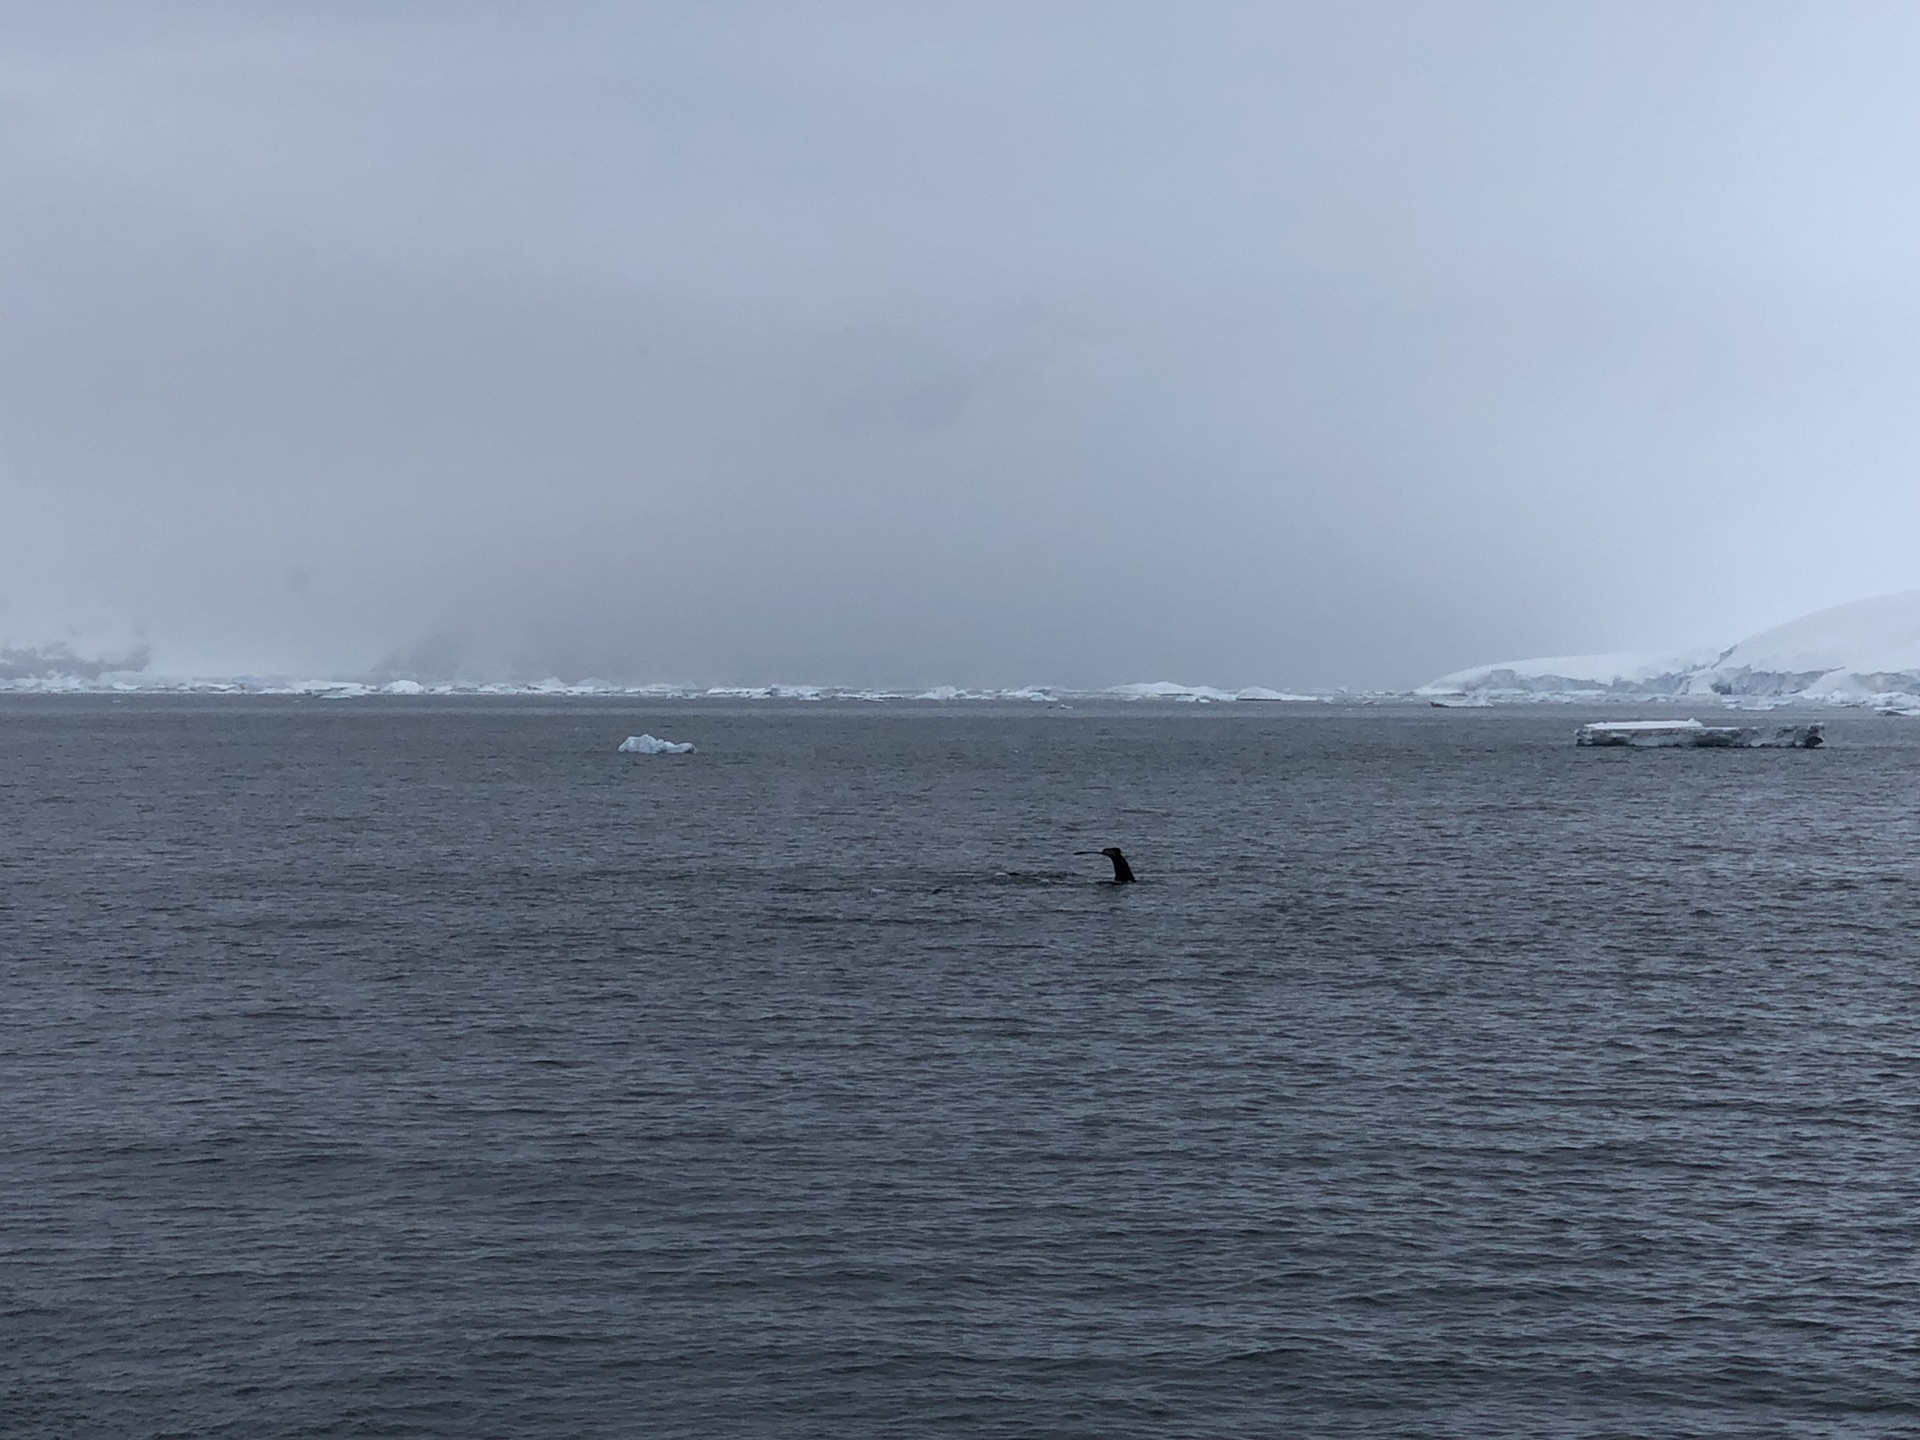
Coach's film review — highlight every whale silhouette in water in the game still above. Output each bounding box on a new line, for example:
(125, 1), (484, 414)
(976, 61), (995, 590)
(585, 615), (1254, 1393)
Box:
(1078, 847), (1136, 883)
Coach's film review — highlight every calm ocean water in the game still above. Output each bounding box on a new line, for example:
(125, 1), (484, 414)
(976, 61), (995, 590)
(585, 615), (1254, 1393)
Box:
(6, 697), (1920, 1438)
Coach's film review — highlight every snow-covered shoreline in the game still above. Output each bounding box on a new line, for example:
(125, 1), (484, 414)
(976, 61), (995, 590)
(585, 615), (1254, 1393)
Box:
(0, 676), (1338, 703)
(16, 589), (1920, 710)
(0, 678), (1901, 712)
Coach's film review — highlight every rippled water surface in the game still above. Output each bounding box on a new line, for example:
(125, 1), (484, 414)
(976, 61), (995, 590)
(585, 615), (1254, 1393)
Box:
(7, 697), (1920, 1438)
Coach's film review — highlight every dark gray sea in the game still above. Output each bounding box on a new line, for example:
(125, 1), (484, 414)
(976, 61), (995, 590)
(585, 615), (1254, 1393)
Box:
(6, 697), (1920, 1438)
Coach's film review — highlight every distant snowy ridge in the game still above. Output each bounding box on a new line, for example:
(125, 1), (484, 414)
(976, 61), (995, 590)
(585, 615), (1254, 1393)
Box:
(1106, 681), (1322, 703)
(1423, 588), (1920, 705)
(1419, 648), (1724, 699)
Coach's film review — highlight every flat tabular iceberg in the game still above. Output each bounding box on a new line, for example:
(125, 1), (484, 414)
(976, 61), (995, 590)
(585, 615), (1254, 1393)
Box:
(1574, 719), (1824, 748)
(618, 734), (694, 755)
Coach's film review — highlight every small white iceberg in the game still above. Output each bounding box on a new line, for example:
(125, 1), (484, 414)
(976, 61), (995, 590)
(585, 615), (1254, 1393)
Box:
(618, 733), (695, 755)
(1574, 719), (1824, 749)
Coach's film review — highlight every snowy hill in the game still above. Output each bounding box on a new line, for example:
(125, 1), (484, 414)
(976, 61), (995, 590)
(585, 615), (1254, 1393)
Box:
(1422, 589), (1920, 703)
(1702, 590), (1920, 698)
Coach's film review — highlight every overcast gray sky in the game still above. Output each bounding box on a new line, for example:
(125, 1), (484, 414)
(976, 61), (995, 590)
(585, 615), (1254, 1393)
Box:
(5, 1), (1920, 687)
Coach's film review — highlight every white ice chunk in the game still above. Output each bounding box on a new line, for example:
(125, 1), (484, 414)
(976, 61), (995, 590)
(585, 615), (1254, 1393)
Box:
(618, 733), (695, 754)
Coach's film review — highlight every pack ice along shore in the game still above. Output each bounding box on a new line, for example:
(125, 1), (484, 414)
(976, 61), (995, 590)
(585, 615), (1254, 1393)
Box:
(1574, 719), (1824, 749)
(1422, 588), (1920, 706)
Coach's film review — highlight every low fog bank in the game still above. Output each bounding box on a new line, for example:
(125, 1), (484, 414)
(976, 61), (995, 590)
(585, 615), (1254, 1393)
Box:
(0, 641), (151, 683)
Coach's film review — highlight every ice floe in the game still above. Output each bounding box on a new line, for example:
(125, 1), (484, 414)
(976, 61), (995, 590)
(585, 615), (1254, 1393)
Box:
(1574, 719), (1824, 748)
(1232, 686), (1323, 702)
(618, 734), (694, 755)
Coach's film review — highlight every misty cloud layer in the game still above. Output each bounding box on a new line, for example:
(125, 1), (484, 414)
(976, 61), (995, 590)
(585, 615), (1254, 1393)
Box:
(6, 2), (1920, 687)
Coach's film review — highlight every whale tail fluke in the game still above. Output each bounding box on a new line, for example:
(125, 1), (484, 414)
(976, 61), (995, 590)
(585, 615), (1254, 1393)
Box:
(1075, 846), (1136, 883)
